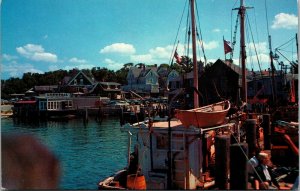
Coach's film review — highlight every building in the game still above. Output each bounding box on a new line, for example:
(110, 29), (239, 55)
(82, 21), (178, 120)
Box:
(122, 65), (159, 97)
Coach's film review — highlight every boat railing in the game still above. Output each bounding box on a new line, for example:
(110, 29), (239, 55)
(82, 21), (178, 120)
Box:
(45, 93), (71, 98)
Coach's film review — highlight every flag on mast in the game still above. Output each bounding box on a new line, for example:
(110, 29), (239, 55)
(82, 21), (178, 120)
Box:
(223, 39), (233, 54)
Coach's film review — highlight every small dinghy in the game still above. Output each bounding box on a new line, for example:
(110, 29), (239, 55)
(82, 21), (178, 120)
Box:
(174, 100), (230, 128)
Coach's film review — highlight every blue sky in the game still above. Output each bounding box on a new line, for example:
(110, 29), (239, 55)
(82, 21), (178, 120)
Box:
(1, 0), (298, 80)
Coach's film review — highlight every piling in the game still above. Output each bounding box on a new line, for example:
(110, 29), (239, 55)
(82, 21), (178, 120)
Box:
(83, 107), (88, 124)
(215, 135), (230, 189)
(230, 143), (248, 190)
(245, 119), (256, 157)
(262, 114), (271, 150)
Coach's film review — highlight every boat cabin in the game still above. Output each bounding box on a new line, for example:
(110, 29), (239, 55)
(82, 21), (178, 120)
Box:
(123, 120), (233, 189)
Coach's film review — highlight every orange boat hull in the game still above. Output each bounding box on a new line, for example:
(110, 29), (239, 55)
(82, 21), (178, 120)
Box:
(174, 101), (230, 128)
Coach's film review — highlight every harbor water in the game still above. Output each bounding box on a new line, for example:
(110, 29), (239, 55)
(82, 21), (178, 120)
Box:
(1, 117), (129, 189)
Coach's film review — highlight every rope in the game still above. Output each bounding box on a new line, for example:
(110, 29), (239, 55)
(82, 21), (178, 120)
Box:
(195, 1), (207, 65)
(169, 0), (188, 65)
(264, 0), (270, 38)
(246, 12), (264, 79)
(231, 14), (239, 59)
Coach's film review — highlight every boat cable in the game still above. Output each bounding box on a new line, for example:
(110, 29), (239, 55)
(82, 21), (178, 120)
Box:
(195, 1), (207, 65)
(185, 7), (191, 58)
(264, 0), (270, 42)
(246, 12), (263, 78)
(230, 3), (239, 59)
(169, 0), (188, 65)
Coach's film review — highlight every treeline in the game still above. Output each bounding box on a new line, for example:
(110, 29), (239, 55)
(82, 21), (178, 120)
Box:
(1, 63), (135, 99)
(1, 60), (209, 99)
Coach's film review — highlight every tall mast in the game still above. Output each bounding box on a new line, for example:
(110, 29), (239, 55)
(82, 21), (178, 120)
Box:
(239, 0), (247, 103)
(190, 0), (199, 108)
(296, 33), (299, 64)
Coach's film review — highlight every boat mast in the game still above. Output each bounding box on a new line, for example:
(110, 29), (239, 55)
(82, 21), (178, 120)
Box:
(190, 0), (199, 108)
(296, 33), (299, 64)
(268, 35), (277, 106)
(239, 0), (247, 103)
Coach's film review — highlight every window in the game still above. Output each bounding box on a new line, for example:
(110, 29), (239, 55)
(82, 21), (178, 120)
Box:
(157, 134), (168, 150)
(80, 78), (83, 85)
(74, 79), (77, 85)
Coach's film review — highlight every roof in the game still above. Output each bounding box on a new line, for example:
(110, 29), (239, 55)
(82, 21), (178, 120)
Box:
(34, 85), (58, 91)
(67, 70), (94, 85)
(99, 82), (121, 86)
(15, 100), (36, 104)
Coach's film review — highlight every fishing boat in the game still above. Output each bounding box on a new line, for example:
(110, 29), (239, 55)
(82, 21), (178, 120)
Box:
(99, 0), (298, 189)
(174, 100), (230, 128)
(98, 0), (234, 189)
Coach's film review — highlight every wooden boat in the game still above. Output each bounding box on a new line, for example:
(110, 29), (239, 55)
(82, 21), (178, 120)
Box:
(174, 100), (231, 128)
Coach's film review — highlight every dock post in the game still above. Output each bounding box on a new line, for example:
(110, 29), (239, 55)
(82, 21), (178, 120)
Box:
(262, 114), (271, 150)
(215, 135), (230, 189)
(245, 119), (257, 157)
(230, 143), (248, 190)
(83, 107), (88, 124)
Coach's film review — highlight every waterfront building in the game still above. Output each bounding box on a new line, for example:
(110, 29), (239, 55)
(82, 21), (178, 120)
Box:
(122, 64), (159, 97)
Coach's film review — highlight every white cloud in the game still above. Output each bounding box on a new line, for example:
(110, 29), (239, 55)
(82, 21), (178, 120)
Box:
(69, 57), (87, 64)
(149, 45), (173, 59)
(43, 35), (48, 39)
(203, 41), (219, 50)
(100, 43), (136, 54)
(247, 42), (268, 54)
(64, 64), (96, 71)
(16, 44), (58, 62)
(103, 58), (123, 70)
(212, 28), (221, 33)
(1, 61), (44, 78)
(130, 54), (153, 63)
(127, 41), (219, 64)
(48, 65), (59, 71)
(271, 13), (298, 29)
(2, 54), (18, 61)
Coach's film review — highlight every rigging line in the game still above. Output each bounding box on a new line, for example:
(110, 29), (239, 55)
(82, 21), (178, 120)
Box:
(184, 3), (191, 57)
(253, 8), (261, 54)
(169, 0), (188, 65)
(245, 20), (254, 71)
(195, 28), (206, 65)
(231, 0), (239, 39)
(246, 12), (264, 78)
(276, 37), (296, 50)
(196, 30), (202, 61)
(264, 0), (270, 37)
(195, 1), (207, 65)
(231, 14), (239, 59)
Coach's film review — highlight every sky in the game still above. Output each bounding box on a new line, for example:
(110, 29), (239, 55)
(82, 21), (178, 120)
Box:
(1, 0), (299, 80)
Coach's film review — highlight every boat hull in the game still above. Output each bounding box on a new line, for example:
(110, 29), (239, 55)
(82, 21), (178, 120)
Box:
(174, 100), (230, 128)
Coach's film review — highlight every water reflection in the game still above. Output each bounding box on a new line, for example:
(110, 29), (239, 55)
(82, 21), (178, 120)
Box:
(2, 117), (128, 189)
